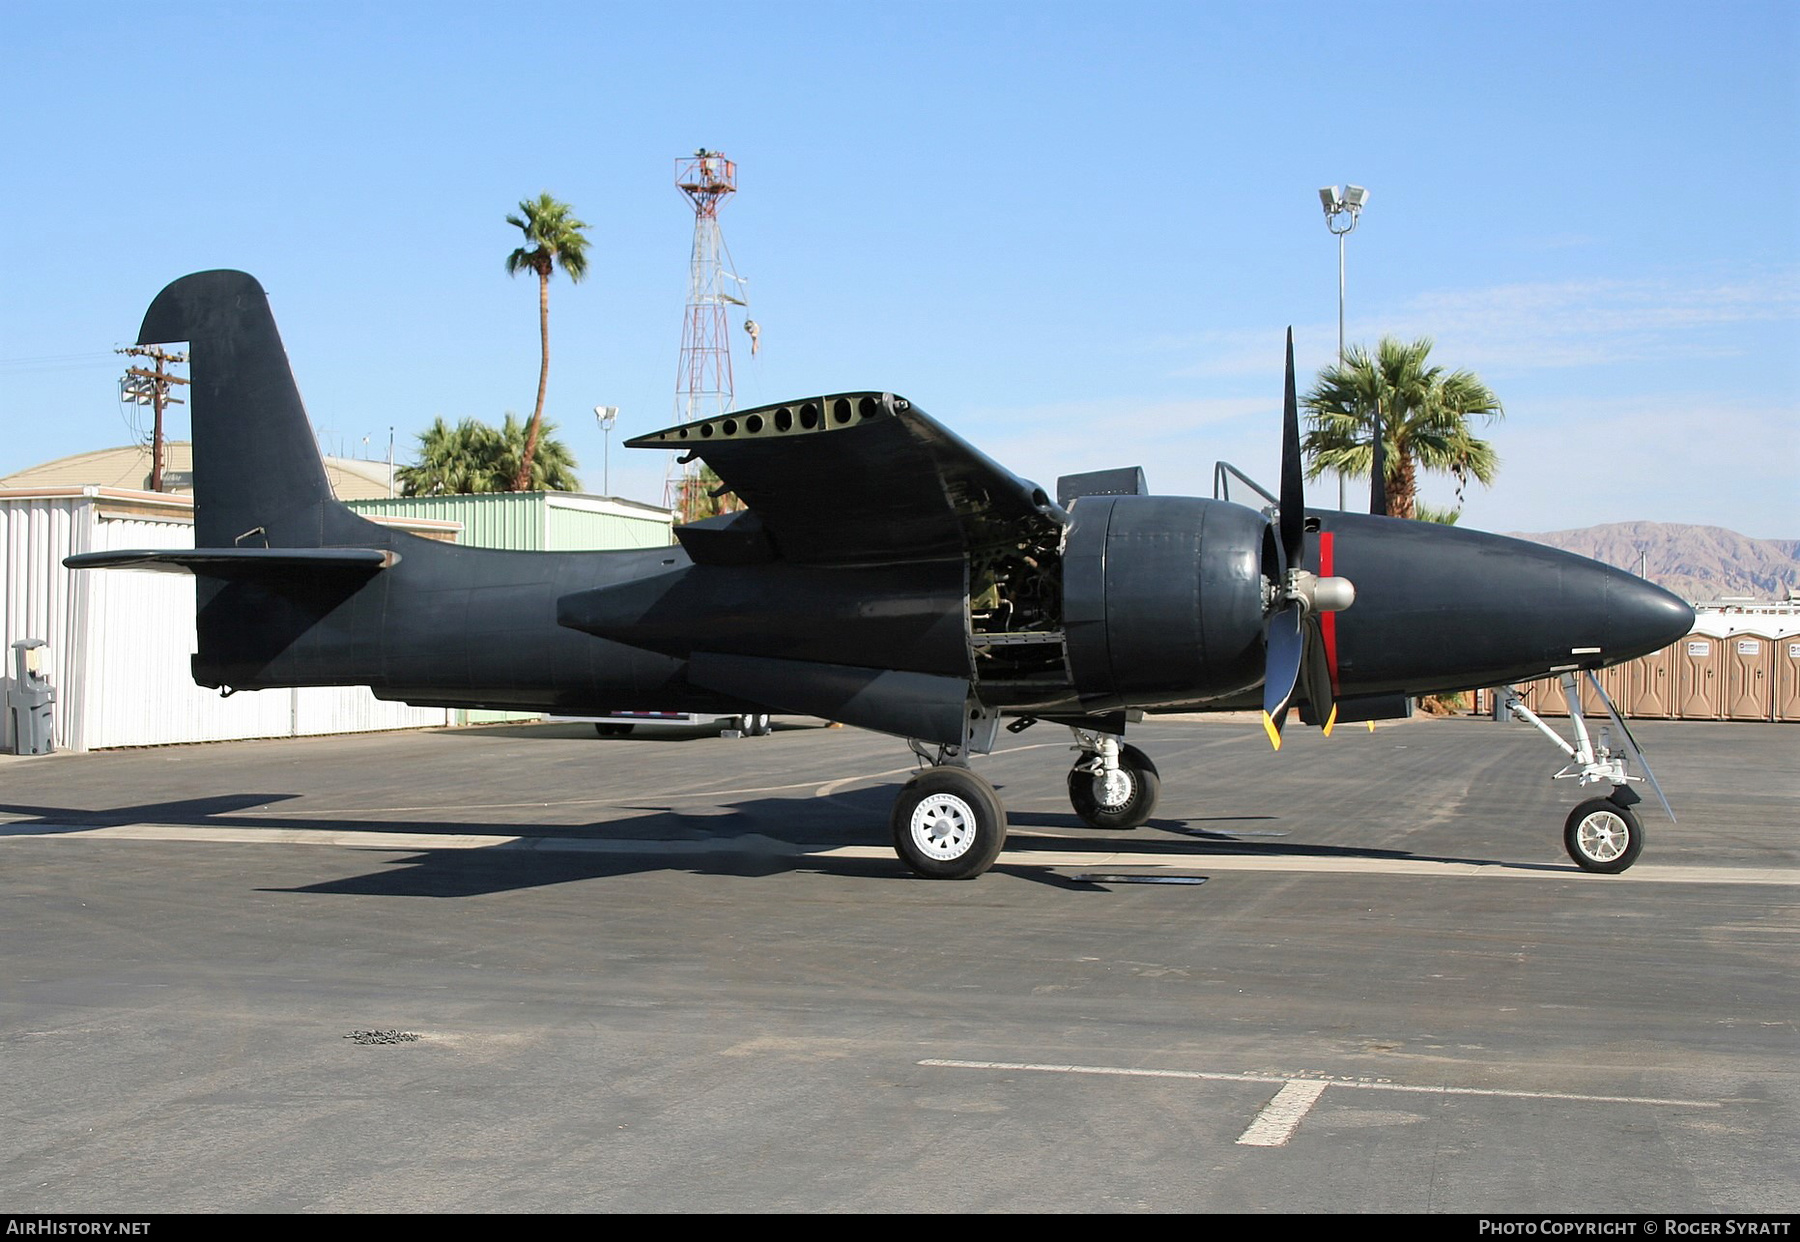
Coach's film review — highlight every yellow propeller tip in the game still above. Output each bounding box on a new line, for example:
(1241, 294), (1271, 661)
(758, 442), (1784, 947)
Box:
(1261, 712), (1283, 751)
(1322, 703), (1338, 737)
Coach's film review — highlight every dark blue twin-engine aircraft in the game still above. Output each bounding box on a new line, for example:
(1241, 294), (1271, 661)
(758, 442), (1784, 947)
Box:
(69, 272), (1695, 878)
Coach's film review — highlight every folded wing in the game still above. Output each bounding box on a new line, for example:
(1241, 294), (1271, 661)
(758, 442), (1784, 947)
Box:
(627, 392), (1066, 567)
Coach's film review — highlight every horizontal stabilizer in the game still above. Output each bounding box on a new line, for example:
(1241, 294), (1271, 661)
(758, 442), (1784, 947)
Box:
(65, 547), (398, 578)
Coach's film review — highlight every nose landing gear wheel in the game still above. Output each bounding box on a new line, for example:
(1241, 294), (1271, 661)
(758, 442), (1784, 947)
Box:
(1564, 798), (1644, 874)
(892, 767), (1007, 880)
(1068, 743), (1160, 829)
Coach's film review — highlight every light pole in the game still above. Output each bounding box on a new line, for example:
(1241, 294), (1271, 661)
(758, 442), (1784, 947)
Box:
(595, 406), (619, 495)
(1318, 183), (1368, 509)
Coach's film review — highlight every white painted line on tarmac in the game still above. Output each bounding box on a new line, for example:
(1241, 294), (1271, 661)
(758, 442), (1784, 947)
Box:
(920, 1058), (1720, 1148)
(2, 821), (1796, 885)
(918, 1059), (1720, 1109)
(978, 844), (1800, 885)
(199, 742), (1080, 817)
(812, 767), (922, 800)
(811, 743), (1072, 800)
(0, 822), (802, 855)
(1237, 1079), (1329, 1147)
(211, 772), (880, 817)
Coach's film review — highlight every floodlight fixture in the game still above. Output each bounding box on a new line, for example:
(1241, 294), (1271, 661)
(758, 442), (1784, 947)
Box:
(1318, 182), (1371, 508)
(1322, 184), (1364, 237)
(595, 405), (620, 493)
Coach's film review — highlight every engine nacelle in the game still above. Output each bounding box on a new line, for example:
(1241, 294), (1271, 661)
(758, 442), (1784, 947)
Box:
(1062, 495), (1268, 710)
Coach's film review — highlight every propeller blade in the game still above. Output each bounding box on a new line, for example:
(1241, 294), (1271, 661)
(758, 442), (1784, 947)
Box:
(1261, 602), (1303, 750)
(1369, 396), (1388, 517)
(1300, 616), (1337, 737)
(1279, 328), (1305, 568)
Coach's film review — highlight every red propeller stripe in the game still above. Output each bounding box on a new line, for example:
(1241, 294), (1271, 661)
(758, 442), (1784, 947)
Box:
(1319, 530), (1341, 697)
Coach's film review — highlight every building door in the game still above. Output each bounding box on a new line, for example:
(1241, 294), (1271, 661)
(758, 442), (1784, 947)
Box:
(1674, 637), (1723, 720)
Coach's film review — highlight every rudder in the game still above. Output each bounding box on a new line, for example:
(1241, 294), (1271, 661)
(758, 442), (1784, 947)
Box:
(138, 270), (334, 549)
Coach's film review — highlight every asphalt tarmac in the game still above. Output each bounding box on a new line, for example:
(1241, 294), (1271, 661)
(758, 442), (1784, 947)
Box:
(1, 712), (1795, 1213)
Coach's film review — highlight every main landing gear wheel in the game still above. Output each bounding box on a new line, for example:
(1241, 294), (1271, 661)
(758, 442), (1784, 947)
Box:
(1068, 744), (1160, 829)
(1564, 798), (1645, 874)
(891, 767), (1007, 880)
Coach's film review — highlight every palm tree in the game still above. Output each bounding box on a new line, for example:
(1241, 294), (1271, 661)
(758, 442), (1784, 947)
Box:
(398, 417), (503, 496)
(1301, 336), (1503, 521)
(494, 413), (580, 492)
(398, 415), (578, 496)
(505, 193), (591, 491)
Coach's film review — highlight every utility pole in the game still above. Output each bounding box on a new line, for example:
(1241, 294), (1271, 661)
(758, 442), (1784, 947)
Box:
(117, 345), (189, 492)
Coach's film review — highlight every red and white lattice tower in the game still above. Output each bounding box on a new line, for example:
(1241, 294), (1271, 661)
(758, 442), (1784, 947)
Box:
(667, 149), (748, 513)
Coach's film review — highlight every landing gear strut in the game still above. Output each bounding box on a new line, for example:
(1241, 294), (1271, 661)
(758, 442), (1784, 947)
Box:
(1501, 671), (1672, 874)
(1066, 730), (1160, 829)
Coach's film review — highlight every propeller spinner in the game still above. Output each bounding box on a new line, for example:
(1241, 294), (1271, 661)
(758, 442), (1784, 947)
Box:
(1260, 329), (1356, 749)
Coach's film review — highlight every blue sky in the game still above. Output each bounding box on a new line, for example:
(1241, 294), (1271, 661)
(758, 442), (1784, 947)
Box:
(3, 1), (1795, 536)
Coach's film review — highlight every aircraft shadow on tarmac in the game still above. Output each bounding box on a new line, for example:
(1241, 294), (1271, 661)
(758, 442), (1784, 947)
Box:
(0, 784), (1565, 897)
(0, 792), (306, 824)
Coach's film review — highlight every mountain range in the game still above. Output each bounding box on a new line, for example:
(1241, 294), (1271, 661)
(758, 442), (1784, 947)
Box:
(1505, 522), (1800, 603)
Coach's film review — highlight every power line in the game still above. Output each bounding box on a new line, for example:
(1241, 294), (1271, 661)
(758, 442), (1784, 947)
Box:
(0, 351), (120, 375)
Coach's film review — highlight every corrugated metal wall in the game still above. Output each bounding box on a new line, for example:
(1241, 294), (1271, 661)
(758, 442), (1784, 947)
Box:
(2, 495), (86, 752)
(345, 492), (673, 551)
(348, 493), (551, 549)
(2, 492), (450, 750)
(544, 495), (673, 550)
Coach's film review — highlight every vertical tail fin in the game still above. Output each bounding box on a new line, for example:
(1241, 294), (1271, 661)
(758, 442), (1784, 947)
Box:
(138, 270), (334, 549)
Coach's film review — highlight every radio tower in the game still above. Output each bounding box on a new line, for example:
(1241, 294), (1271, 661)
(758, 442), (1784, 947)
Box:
(668, 148), (750, 518)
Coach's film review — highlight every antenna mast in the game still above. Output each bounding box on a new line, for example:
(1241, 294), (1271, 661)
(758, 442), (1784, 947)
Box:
(668, 148), (748, 518)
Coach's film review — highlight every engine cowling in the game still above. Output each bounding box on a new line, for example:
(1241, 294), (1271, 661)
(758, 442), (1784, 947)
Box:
(1062, 495), (1268, 710)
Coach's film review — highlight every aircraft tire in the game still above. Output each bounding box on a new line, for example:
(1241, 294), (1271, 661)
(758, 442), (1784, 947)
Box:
(593, 723), (634, 738)
(1563, 798), (1644, 874)
(891, 767), (1007, 880)
(1067, 744), (1160, 829)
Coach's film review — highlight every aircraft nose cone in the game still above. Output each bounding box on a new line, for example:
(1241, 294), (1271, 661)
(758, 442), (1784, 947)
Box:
(1607, 572), (1694, 662)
